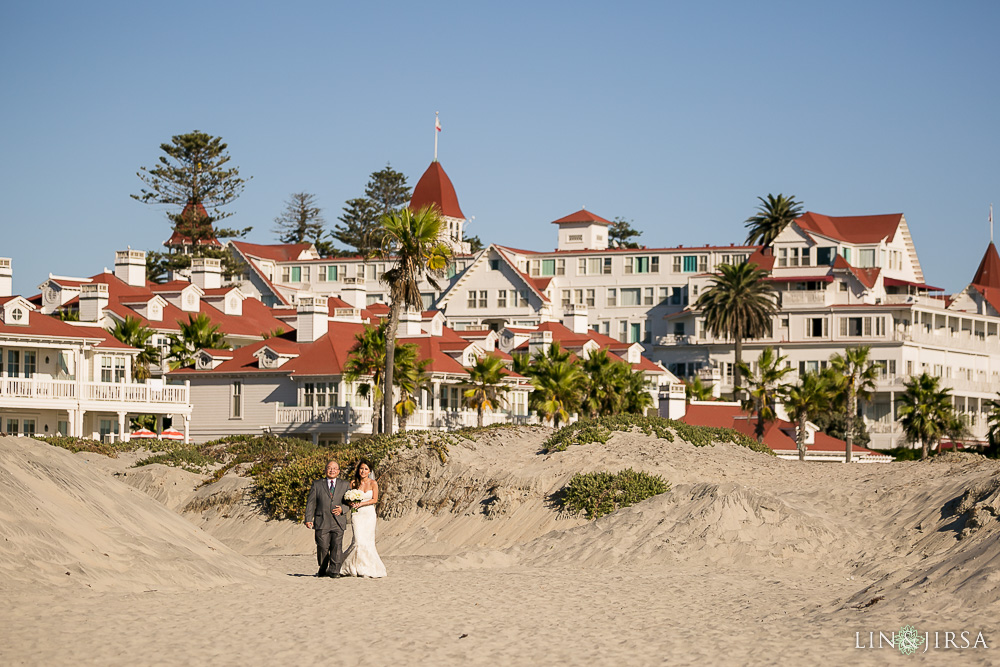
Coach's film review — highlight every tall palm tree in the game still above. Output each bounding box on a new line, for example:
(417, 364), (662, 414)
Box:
(737, 346), (793, 442)
(986, 393), (1000, 458)
(580, 349), (625, 417)
(695, 262), (777, 398)
(530, 360), (586, 427)
(166, 313), (229, 369)
(111, 316), (160, 381)
(622, 367), (654, 415)
(898, 373), (953, 460)
(463, 355), (510, 427)
(378, 206), (453, 434)
(829, 346), (881, 463)
(784, 372), (834, 461)
(393, 345), (431, 432)
(744, 194), (804, 249)
(684, 375), (714, 402)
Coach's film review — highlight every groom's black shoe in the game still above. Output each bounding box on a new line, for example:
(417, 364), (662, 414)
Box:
(327, 572), (341, 578)
(315, 570), (327, 578)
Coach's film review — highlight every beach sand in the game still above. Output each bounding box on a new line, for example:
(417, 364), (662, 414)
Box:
(1, 429), (997, 666)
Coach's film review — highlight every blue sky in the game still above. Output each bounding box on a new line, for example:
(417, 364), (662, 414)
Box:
(2, 1), (998, 294)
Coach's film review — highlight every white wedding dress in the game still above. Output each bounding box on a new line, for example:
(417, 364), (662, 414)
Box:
(340, 490), (387, 578)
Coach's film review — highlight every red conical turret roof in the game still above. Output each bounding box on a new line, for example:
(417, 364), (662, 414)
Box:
(410, 161), (465, 219)
(972, 242), (1000, 289)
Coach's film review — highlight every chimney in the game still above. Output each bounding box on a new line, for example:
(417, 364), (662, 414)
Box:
(114, 249), (146, 287)
(562, 304), (589, 335)
(296, 296), (329, 343)
(191, 257), (222, 290)
(400, 308), (423, 336)
(528, 330), (553, 358)
(0, 258), (11, 297)
(340, 277), (366, 309)
(80, 283), (109, 322)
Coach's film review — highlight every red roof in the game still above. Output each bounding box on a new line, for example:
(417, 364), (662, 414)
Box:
(746, 248), (775, 271)
(883, 277), (944, 291)
(974, 285), (1000, 315)
(551, 209), (612, 226)
(794, 211), (903, 245)
(680, 403), (883, 456)
(972, 242), (1000, 289)
(0, 307), (130, 350)
(230, 241), (314, 263)
(410, 161), (465, 219)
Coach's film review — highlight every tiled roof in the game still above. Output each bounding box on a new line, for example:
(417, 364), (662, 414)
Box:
(551, 209), (612, 226)
(972, 242), (1000, 289)
(795, 211), (902, 245)
(229, 241), (314, 262)
(410, 161), (465, 219)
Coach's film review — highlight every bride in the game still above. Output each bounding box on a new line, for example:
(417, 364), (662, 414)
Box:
(340, 460), (387, 578)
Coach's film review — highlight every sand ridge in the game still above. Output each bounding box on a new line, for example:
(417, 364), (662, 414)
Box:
(1, 428), (998, 665)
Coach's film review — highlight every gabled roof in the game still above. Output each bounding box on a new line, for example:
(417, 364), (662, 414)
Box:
(794, 211), (903, 245)
(410, 161), (465, 219)
(972, 242), (1000, 289)
(0, 305), (131, 350)
(551, 209), (612, 226)
(229, 241), (315, 263)
(973, 285), (1000, 315)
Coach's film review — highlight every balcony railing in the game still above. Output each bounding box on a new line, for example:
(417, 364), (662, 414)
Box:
(655, 334), (694, 346)
(0, 378), (189, 405)
(275, 404), (534, 429)
(780, 291), (829, 306)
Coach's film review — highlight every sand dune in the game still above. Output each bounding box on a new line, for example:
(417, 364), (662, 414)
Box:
(2, 428), (998, 665)
(0, 436), (265, 594)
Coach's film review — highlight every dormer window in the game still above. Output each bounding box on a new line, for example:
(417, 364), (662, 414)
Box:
(9, 307), (23, 322)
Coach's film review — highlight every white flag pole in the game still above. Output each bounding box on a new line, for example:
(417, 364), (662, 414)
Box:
(434, 111), (440, 162)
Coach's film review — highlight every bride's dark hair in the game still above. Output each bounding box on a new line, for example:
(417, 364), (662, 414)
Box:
(351, 459), (375, 489)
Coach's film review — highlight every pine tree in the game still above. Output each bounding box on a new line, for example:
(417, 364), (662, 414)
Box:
(609, 217), (642, 248)
(273, 192), (326, 244)
(333, 165), (411, 256)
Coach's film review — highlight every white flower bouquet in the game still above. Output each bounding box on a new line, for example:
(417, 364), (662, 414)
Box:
(344, 489), (365, 512)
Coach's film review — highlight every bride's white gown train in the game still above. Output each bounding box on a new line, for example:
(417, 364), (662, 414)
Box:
(340, 490), (387, 578)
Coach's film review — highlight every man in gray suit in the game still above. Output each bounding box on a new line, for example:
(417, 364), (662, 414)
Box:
(305, 460), (351, 577)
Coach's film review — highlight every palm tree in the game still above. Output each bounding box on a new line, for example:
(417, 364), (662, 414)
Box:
(898, 373), (953, 460)
(531, 360), (586, 427)
(111, 316), (160, 381)
(622, 367), (654, 415)
(695, 262), (777, 398)
(829, 346), (881, 463)
(463, 355), (510, 427)
(166, 313), (229, 369)
(744, 194), (804, 249)
(784, 372), (834, 461)
(737, 346), (793, 442)
(986, 393), (1000, 458)
(344, 323), (388, 434)
(393, 345), (431, 432)
(378, 206), (453, 434)
(580, 349), (625, 417)
(684, 375), (714, 402)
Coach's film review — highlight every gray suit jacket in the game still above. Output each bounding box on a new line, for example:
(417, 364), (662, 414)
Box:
(304, 477), (351, 531)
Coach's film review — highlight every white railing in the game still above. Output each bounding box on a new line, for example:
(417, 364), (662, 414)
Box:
(276, 405), (374, 426)
(0, 377), (77, 399)
(276, 404), (533, 430)
(0, 378), (188, 405)
(655, 334), (695, 346)
(83, 383), (189, 404)
(893, 329), (1000, 354)
(781, 291), (829, 306)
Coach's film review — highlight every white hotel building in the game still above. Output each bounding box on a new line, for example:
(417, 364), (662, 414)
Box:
(233, 160), (1000, 450)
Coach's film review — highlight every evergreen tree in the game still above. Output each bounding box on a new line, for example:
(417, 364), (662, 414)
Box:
(609, 217), (642, 248)
(465, 235), (485, 253)
(333, 165), (411, 256)
(132, 130), (251, 243)
(273, 192), (325, 244)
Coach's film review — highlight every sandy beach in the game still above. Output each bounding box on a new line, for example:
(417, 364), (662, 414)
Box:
(1, 428), (998, 666)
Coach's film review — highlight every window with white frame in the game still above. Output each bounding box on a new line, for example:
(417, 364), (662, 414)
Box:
(467, 290), (477, 308)
(304, 382), (336, 407)
(497, 290), (507, 308)
(607, 288), (617, 307)
(101, 357), (112, 382)
(114, 357), (126, 383)
(231, 381), (243, 419)
(586, 289), (595, 307)
(478, 290), (488, 308)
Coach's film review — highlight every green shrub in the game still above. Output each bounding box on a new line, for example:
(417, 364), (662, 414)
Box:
(134, 447), (219, 474)
(36, 435), (140, 458)
(561, 468), (670, 519)
(542, 414), (773, 455)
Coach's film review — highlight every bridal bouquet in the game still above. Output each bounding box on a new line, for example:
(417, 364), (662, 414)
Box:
(343, 489), (365, 512)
